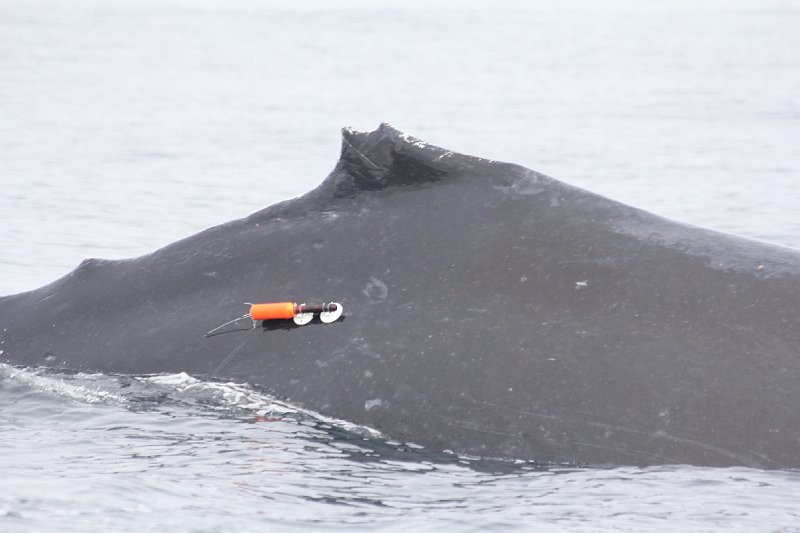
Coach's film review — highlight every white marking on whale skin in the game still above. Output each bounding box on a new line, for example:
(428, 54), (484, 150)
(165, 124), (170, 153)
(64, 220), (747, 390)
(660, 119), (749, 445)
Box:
(575, 280), (589, 289)
(365, 398), (384, 411)
(393, 127), (433, 150)
(362, 277), (388, 300)
(435, 151), (454, 161)
(341, 136), (380, 169)
(502, 173), (550, 196)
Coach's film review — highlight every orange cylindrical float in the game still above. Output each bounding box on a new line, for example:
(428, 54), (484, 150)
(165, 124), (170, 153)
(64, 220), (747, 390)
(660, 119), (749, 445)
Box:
(249, 302), (295, 321)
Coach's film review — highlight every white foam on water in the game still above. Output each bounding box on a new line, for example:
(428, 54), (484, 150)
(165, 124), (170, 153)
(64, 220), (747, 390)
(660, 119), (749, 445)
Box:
(0, 363), (128, 406)
(138, 371), (384, 438)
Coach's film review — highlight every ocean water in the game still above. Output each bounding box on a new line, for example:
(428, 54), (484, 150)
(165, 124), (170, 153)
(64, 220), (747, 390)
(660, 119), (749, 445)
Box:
(1, 0), (800, 531)
(3, 365), (800, 532)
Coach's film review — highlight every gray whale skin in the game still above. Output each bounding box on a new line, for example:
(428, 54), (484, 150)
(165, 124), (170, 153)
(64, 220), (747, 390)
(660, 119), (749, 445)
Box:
(3, 123), (800, 469)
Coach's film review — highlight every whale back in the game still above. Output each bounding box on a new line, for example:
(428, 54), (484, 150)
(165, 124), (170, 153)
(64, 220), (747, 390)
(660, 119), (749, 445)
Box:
(2, 124), (800, 467)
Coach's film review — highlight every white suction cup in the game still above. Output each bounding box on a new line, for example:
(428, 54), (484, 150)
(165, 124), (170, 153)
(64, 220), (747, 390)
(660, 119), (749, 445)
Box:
(320, 303), (343, 323)
(293, 313), (313, 326)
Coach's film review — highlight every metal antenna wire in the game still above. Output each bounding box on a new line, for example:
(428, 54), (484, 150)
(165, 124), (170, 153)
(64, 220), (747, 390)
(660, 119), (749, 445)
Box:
(204, 313), (251, 337)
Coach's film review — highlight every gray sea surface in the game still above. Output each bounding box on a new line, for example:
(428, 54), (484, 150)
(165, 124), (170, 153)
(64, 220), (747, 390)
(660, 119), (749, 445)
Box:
(1, 0), (800, 531)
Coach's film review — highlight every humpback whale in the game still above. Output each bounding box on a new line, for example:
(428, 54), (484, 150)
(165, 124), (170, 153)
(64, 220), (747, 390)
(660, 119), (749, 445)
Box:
(2, 123), (800, 468)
